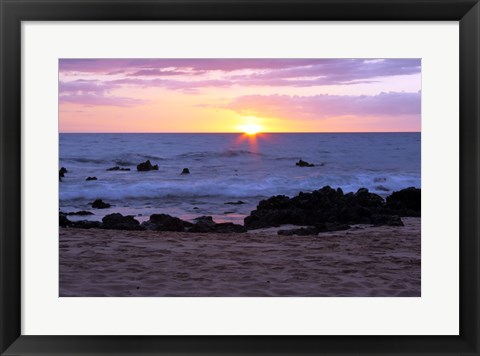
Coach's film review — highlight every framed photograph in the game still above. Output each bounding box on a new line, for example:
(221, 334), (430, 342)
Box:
(1, 0), (479, 355)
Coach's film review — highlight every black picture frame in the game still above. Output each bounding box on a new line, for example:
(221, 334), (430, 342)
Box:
(1, 0), (479, 355)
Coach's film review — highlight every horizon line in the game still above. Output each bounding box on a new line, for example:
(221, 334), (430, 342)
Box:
(59, 131), (421, 134)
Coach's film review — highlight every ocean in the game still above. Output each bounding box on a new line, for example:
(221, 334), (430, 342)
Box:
(59, 133), (421, 224)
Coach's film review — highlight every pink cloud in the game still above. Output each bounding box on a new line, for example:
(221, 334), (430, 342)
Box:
(58, 59), (421, 108)
(129, 69), (199, 77)
(60, 93), (148, 107)
(224, 92), (421, 120)
(111, 77), (233, 90)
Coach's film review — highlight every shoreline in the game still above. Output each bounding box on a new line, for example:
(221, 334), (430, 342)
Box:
(60, 186), (421, 232)
(60, 217), (420, 297)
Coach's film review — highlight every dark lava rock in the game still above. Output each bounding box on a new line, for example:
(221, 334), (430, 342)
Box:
(375, 185), (390, 192)
(107, 166), (131, 171)
(71, 220), (102, 229)
(137, 160), (159, 172)
(351, 188), (385, 208)
(190, 216), (246, 233)
(385, 187), (421, 217)
(142, 213), (192, 232)
(181, 168), (190, 174)
(66, 210), (94, 216)
(91, 199), (111, 209)
(296, 159), (314, 167)
(86, 176), (98, 181)
(244, 186), (397, 230)
(214, 223), (247, 233)
(193, 216), (215, 223)
(59, 214), (72, 227)
(190, 216), (217, 233)
(102, 213), (143, 230)
(225, 200), (246, 205)
(59, 167), (68, 180)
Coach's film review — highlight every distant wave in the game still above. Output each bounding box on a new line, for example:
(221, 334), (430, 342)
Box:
(176, 150), (264, 160)
(60, 173), (420, 202)
(62, 154), (166, 167)
(62, 157), (108, 164)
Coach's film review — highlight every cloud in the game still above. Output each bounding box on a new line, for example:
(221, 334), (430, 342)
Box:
(59, 59), (326, 74)
(60, 59), (421, 87)
(59, 79), (107, 95)
(232, 59), (420, 85)
(59, 79), (149, 107)
(60, 93), (148, 107)
(223, 92), (421, 120)
(129, 69), (198, 77)
(59, 59), (421, 102)
(110, 77), (234, 91)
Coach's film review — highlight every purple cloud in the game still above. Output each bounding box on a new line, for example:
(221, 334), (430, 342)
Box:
(59, 59), (326, 74)
(59, 79), (108, 95)
(129, 69), (199, 77)
(60, 93), (148, 107)
(234, 59), (420, 85)
(223, 92), (421, 120)
(60, 59), (420, 86)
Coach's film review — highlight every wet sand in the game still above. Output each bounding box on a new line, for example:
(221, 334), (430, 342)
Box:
(59, 217), (420, 297)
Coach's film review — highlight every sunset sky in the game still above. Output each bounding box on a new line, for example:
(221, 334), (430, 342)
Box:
(59, 59), (421, 133)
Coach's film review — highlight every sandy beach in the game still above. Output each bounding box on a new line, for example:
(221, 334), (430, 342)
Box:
(59, 217), (420, 297)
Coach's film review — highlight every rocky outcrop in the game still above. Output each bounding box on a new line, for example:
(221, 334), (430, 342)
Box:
(91, 199), (111, 209)
(102, 213), (143, 230)
(140, 214), (246, 233)
(71, 220), (102, 229)
(86, 176), (97, 181)
(142, 213), (192, 232)
(65, 211), (94, 216)
(189, 216), (216, 232)
(296, 159), (314, 167)
(106, 166), (131, 171)
(214, 222), (247, 233)
(384, 187), (421, 217)
(59, 213), (72, 227)
(189, 216), (246, 233)
(225, 200), (246, 205)
(244, 186), (407, 230)
(59, 167), (68, 181)
(136, 160), (158, 171)
(181, 168), (190, 174)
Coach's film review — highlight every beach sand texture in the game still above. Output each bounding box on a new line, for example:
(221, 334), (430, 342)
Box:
(60, 217), (420, 297)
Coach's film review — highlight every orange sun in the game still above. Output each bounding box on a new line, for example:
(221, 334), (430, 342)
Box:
(240, 123), (262, 135)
